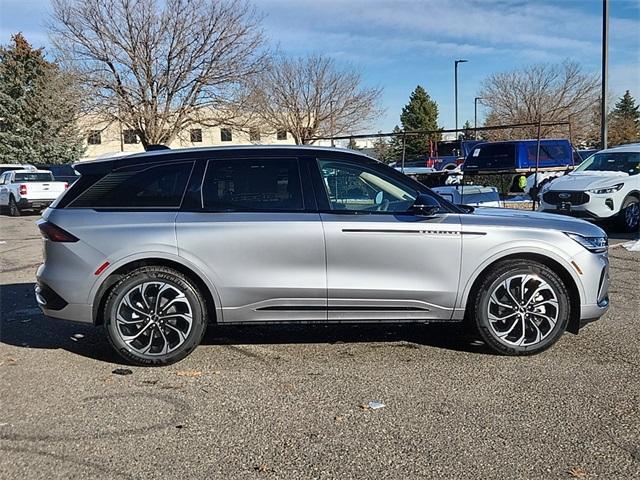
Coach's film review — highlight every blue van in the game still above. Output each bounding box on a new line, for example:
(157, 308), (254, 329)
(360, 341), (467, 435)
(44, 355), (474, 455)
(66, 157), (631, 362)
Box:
(462, 139), (574, 172)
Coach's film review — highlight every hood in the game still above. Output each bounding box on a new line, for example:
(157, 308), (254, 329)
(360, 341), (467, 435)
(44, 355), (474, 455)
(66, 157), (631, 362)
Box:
(547, 171), (628, 191)
(469, 207), (606, 238)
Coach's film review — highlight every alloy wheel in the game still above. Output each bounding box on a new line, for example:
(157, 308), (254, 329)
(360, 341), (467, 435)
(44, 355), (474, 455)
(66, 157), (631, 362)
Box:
(115, 282), (193, 356)
(486, 274), (559, 347)
(625, 202), (640, 230)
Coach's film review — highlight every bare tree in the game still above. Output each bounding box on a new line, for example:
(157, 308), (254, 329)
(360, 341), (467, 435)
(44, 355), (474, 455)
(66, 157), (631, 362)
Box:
(479, 61), (599, 142)
(249, 55), (382, 144)
(49, 0), (265, 148)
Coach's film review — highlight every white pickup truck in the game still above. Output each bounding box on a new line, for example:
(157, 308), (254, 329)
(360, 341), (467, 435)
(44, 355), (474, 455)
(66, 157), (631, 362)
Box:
(0, 168), (68, 216)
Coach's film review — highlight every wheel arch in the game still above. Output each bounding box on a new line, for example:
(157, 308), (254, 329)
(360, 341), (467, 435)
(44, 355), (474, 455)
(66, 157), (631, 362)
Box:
(463, 252), (582, 335)
(92, 257), (219, 326)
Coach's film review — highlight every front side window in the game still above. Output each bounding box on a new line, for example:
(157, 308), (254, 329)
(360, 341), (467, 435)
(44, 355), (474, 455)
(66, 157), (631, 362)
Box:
(202, 158), (303, 211)
(70, 162), (194, 208)
(318, 159), (417, 212)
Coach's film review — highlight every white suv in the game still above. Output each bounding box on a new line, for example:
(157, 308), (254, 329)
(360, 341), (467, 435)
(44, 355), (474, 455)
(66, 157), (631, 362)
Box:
(540, 144), (640, 232)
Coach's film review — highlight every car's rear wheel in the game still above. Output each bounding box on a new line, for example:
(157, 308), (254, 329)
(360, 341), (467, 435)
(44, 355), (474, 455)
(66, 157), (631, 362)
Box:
(8, 196), (21, 217)
(617, 196), (640, 233)
(104, 266), (207, 366)
(470, 259), (570, 355)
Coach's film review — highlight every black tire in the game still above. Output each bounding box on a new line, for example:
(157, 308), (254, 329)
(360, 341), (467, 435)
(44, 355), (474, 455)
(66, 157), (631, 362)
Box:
(103, 266), (208, 366)
(616, 196), (640, 233)
(470, 259), (570, 356)
(8, 196), (21, 217)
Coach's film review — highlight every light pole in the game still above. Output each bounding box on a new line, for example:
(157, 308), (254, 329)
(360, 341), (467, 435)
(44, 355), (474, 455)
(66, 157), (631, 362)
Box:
(454, 59), (468, 138)
(600, 0), (608, 150)
(474, 97), (483, 140)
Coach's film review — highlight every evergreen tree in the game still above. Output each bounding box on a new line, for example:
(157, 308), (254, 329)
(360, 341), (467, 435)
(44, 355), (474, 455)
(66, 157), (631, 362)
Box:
(0, 34), (84, 165)
(609, 90), (640, 146)
(399, 85), (439, 155)
(371, 133), (392, 163)
(460, 120), (474, 140)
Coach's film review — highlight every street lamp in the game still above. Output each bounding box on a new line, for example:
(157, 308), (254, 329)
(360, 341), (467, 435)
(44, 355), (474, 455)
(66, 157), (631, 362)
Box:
(474, 97), (483, 140)
(454, 59), (468, 138)
(600, 0), (608, 149)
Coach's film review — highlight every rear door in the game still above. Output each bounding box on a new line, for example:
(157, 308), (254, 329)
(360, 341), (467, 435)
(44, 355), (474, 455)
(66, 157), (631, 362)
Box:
(176, 155), (327, 323)
(313, 157), (462, 321)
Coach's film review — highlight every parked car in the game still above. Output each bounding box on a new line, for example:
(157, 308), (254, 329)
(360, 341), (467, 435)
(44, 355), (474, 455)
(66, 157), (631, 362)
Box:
(36, 146), (609, 365)
(36, 164), (81, 185)
(539, 143), (640, 232)
(432, 185), (503, 207)
(0, 163), (36, 175)
(463, 139), (574, 172)
(0, 168), (68, 216)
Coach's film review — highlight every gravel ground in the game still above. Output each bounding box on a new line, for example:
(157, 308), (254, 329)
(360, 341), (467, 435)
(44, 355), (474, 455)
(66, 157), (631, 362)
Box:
(0, 214), (638, 480)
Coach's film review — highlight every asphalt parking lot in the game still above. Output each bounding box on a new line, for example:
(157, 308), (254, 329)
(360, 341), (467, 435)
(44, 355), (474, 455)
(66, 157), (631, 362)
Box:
(0, 214), (638, 479)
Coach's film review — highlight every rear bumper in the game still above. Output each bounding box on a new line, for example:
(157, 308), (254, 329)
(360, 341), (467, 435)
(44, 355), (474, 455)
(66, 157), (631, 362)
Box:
(35, 278), (93, 324)
(17, 198), (54, 210)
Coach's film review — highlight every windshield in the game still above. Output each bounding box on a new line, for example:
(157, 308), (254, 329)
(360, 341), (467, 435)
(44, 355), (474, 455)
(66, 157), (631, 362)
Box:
(574, 152), (640, 176)
(14, 172), (54, 182)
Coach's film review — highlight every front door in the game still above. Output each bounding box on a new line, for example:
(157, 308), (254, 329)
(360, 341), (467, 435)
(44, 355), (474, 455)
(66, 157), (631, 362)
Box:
(176, 156), (327, 323)
(314, 158), (462, 321)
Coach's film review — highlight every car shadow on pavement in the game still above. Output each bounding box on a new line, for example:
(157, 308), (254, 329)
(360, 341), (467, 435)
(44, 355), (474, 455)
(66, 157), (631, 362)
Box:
(0, 282), (121, 363)
(0, 282), (493, 364)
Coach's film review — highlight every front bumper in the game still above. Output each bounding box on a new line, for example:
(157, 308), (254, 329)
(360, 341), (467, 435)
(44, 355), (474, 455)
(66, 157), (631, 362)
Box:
(540, 193), (621, 220)
(573, 249), (610, 325)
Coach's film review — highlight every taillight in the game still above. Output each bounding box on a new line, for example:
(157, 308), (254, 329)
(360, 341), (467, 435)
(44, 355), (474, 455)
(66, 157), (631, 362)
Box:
(425, 158), (436, 168)
(37, 221), (79, 242)
(64, 182), (69, 189)
(19, 184), (27, 195)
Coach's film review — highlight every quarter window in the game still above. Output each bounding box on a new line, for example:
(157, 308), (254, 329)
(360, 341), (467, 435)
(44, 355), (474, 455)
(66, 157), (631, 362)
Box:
(318, 159), (417, 212)
(202, 158), (304, 211)
(70, 162), (194, 208)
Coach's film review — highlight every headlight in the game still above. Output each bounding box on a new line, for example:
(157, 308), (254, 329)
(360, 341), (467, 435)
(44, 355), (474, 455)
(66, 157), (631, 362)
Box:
(588, 183), (623, 194)
(565, 233), (608, 253)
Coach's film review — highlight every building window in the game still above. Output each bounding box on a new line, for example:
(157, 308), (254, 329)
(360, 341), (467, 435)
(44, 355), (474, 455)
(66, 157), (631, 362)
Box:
(123, 129), (139, 144)
(220, 128), (232, 142)
(87, 130), (102, 145)
(249, 128), (261, 142)
(276, 129), (287, 140)
(190, 129), (203, 143)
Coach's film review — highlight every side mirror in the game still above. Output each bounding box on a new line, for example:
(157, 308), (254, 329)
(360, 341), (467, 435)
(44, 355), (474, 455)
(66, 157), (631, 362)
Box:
(411, 193), (441, 217)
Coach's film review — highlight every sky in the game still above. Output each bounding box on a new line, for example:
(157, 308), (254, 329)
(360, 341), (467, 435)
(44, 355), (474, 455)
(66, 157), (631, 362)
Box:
(1, 0), (639, 133)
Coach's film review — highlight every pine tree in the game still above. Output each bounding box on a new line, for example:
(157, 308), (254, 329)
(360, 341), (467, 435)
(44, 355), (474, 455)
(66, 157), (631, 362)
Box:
(0, 34), (84, 165)
(460, 120), (474, 140)
(399, 85), (439, 155)
(609, 90), (640, 146)
(371, 133), (392, 163)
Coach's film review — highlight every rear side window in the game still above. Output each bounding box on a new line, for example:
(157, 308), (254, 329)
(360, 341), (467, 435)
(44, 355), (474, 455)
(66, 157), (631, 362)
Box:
(14, 172), (54, 182)
(202, 158), (303, 211)
(70, 162), (193, 208)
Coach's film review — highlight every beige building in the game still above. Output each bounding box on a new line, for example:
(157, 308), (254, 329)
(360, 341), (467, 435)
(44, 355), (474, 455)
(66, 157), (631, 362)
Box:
(80, 116), (296, 160)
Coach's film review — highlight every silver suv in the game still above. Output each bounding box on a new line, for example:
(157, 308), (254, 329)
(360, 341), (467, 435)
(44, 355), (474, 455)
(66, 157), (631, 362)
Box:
(36, 146), (610, 365)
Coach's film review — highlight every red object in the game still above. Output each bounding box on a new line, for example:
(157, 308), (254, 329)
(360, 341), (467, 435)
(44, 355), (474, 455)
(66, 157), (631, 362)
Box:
(94, 261), (110, 276)
(64, 182), (69, 189)
(19, 184), (27, 195)
(425, 158), (436, 168)
(37, 221), (79, 242)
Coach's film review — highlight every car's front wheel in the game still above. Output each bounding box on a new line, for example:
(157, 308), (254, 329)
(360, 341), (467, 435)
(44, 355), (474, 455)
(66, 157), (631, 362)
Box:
(104, 266), (208, 366)
(470, 259), (570, 355)
(617, 196), (640, 233)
